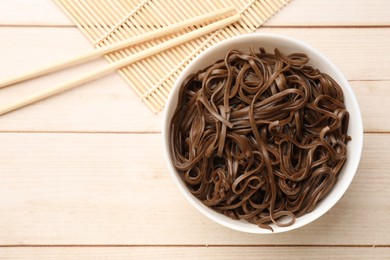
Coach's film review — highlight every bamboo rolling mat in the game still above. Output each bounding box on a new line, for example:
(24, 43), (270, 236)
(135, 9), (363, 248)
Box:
(55, 0), (291, 113)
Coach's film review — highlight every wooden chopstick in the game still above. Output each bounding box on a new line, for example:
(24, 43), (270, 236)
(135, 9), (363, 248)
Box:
(0, 13), (240, 116)
(0, 7), (235, 89)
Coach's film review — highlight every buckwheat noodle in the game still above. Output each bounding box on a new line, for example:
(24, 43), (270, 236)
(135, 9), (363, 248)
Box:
(169, 47), (351, 231)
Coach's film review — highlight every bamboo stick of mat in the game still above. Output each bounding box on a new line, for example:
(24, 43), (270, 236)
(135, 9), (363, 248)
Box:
(0, 7), (235, 89)
(0, 13), (240, 116)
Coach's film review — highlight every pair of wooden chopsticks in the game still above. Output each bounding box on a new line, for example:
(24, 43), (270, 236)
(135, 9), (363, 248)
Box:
(0, 8), (240, 116)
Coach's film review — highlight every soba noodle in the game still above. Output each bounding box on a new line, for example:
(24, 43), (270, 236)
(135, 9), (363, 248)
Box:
(169, 47), (350, 231)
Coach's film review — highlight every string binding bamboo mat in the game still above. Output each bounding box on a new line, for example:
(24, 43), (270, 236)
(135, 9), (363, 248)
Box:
(55, 0), (291, 113)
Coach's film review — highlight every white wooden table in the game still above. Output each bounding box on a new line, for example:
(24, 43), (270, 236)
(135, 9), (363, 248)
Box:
(0, 0), (389, 258)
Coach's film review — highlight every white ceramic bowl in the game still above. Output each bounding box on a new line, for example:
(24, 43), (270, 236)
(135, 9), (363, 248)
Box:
(162, 33), (363, 234)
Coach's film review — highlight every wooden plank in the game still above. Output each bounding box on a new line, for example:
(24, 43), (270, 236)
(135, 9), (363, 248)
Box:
(0, 133), (388, 245)
(0, 0), (72, 26)
(0, 27), (388, 132)
(353, 81), (390, 133)
(268, 0), (390, 26)
(0, 0), (389, 26)
(0, 80), (386, 133)
(0, 247), (389, 259)
(0, 27), (385, 83)
(0, 27), (162, 132)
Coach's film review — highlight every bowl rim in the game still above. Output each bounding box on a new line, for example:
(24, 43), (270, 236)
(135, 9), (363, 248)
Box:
(162, 32), (364, 234)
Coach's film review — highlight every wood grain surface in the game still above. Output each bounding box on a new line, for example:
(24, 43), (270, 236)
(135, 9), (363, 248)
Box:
(0, 0), (389, 259)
